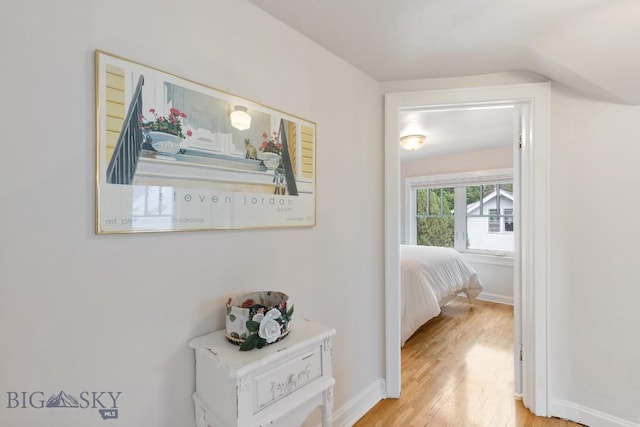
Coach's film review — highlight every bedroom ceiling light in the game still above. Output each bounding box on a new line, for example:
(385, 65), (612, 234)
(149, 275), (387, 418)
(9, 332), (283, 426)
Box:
(400, 134), (426, 151)
(230, 106), (251, 131)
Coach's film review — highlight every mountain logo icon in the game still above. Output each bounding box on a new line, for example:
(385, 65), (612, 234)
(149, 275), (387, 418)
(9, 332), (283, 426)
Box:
(45, 391), (80, 408)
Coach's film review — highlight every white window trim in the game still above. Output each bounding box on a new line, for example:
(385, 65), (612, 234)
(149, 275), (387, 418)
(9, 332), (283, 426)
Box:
(463, 252), (514, 267)
(406, 168), (513, 188)
(405, 168), (514, 256)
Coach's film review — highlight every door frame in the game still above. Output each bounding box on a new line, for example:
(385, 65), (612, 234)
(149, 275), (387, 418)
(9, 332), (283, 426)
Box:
(384, 83), (550, 415)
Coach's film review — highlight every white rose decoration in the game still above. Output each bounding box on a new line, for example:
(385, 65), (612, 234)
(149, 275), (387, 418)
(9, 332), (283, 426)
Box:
(256, 308), (282, 344)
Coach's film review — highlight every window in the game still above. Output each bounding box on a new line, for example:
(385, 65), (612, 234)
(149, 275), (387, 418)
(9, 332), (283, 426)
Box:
(415, 187), (454, 247)
(409, 170), (514, 255)
(489, 209), (500, 232)
(504, 208), (514, 232)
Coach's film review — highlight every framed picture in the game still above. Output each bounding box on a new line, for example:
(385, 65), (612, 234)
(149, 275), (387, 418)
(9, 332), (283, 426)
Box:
(95, 50), (316, 234)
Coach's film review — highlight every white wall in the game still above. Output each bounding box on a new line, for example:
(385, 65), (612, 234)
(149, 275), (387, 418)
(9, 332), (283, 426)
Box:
(401, 146), (514, 178)
(0, 1), (384, 426)
(466, 256), (514, 305)
(548, 85), (640, 425)
(385, 75), (640, 425)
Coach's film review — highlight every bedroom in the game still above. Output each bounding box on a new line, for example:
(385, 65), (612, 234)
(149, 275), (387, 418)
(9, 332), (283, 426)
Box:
(398, 104), (517, 351)
(398, 104), (516, 307)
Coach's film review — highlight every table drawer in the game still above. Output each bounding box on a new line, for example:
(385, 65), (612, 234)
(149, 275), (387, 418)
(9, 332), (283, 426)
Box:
(253, 345), (323, 412)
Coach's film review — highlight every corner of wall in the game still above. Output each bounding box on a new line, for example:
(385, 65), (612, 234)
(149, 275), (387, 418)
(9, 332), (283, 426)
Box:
(326, 378), (386, 427)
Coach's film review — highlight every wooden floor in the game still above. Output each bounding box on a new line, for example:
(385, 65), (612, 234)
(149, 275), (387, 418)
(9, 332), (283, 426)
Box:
(354, 297), (582, 427)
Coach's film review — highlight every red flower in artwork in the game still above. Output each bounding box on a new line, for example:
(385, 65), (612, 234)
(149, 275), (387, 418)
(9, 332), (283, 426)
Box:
(140, 107), (189, 138)
(259, 131), (283, 155)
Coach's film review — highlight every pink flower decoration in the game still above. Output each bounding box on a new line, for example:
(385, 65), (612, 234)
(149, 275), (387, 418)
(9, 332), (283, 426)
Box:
(140, 107), (188, 138)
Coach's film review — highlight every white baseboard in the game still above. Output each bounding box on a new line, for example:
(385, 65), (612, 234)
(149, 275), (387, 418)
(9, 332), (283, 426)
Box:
(550, 399), (640, 427)
(320, 384), (640, 427)
(476, 291), (513, 305)
(326, 378), (386, 427)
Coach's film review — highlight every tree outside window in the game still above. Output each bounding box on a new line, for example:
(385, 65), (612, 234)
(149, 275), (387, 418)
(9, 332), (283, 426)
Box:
(416, 187), (454, 247)
(414, 182), (514, 254)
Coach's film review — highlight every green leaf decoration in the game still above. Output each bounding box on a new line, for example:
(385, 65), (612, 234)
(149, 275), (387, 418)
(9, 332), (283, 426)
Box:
(229, 314), (236, 322)
(239, 333), (265, 351)
(230, 332), (240, 339)
(246, 320), (260, 333)
(240, 333), (247, 339)
(287, 305), (294, 318)
(226, 306), (231, 316)
(239, 337), (255, 351)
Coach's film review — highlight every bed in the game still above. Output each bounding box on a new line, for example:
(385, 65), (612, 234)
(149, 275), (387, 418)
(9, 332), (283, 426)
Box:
(401, 244), (483, 346)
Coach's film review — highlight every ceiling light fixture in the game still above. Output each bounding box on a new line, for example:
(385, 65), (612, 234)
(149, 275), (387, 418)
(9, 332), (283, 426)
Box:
(230, 106), (251, 131)
(400, 134), (426, 151)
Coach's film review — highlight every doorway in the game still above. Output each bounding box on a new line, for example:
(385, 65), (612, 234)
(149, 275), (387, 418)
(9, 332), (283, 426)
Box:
(383, 83), (550, 416)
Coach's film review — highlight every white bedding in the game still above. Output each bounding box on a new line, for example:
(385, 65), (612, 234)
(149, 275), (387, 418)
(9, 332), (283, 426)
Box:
(401, 245), (483, 346)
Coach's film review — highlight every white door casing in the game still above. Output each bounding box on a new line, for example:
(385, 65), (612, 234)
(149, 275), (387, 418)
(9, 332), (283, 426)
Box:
(384, 83), (550, 415)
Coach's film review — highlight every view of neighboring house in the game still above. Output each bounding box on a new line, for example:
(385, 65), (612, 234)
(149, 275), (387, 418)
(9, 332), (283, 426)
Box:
(466, 189), (514, 252)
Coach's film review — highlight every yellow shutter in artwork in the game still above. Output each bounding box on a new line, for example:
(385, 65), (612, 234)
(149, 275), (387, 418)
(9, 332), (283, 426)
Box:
(287, 121), (297, 175)
(300, 125), (314, 179)
(105, 64), (125, 163)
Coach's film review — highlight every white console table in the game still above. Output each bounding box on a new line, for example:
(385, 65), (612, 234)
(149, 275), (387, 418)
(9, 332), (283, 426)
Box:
(189, 320), (336, 427)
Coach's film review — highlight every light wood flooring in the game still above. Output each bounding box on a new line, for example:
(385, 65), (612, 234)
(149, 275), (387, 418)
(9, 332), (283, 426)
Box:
(354, 297), (583, 427)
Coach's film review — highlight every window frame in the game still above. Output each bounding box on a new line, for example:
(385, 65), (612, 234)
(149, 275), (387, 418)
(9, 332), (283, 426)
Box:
(406, 168), (514, 256)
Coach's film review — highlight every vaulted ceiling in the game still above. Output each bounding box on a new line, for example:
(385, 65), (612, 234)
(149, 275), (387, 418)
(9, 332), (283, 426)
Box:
(249, 0), (640, 105)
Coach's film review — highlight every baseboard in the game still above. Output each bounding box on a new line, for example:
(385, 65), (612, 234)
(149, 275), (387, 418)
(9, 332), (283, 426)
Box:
(316, 386), (640, 427)
(550, 399), (640, 427)
(476, 291), (513, 305)
(328, 378), (386, 427)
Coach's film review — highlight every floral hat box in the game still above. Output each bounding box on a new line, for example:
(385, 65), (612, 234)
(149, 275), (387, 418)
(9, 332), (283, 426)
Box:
(225, 291), (294, 351)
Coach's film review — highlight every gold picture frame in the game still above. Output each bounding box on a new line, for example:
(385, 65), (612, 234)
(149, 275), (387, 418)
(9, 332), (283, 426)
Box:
(95, 50), (316, 234)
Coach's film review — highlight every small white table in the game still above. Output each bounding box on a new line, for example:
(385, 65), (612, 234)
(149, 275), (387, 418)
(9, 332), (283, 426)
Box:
(189, 320), (336, 427)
